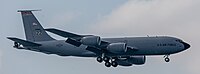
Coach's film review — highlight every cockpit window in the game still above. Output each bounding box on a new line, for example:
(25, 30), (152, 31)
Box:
(175, 39), (183, 42)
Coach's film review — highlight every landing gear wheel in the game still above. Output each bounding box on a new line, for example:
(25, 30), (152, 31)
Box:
(165, 57), (170, 62)
(105, 62), (111, 67)
(111, 61), (118, 67)
(164, 55), (170, 62)
(103, 56), (110, 62)
(97, 57), (103, 63)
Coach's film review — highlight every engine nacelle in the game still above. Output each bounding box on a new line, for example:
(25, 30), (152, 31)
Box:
(107, 43), (127, 54)
(81, 36), (101, 46)
(115, 58), (132, 66)
(127, 56), (146, 65)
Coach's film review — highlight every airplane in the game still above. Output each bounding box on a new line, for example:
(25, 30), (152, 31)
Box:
(7, 10), (190, 67)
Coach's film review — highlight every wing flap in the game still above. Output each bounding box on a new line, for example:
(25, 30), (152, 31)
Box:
(7, 37), (41, 46)
(86, 46), (102, 55)
(65, 38), (82, 47)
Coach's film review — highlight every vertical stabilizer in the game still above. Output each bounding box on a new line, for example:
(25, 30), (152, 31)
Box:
(18, 10), (54, 42)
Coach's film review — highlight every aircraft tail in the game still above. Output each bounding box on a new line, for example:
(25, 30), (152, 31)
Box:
(18, 10), (54, 42)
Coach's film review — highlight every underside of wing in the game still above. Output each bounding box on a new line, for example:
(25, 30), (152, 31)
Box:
(86, 46), (102, 55)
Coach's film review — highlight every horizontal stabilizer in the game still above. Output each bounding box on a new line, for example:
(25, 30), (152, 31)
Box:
(7, 37), (41, 46)
(17, 9), (41, 12)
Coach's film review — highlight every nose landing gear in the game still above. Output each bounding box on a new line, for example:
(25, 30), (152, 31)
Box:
(164, 55), (170, 62)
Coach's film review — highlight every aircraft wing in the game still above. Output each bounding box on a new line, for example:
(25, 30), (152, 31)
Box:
(7, 37), (41, 46)
(45, 28), (110, 47)
(45, 28), (138, 54)
(45, 28), (84, 40)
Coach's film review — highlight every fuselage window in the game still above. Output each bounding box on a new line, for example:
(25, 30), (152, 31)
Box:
(157, 43), (176, 46)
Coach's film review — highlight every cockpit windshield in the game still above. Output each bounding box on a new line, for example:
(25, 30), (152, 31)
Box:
(175, 39), (183, 42)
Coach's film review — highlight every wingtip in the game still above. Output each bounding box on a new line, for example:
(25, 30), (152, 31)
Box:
(6, 37), (16, 41)
(7, 37), (13, 39)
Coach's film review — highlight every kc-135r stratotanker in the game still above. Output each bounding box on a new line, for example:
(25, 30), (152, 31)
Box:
(7, 10), (190, 67)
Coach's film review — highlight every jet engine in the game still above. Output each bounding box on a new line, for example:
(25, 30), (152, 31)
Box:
(115, 56), (146, 66)
(115, 58), (132, 66)
(81, 36), (101, 46)
(107, 43), (127, 54)
(126, 56), (146, 65)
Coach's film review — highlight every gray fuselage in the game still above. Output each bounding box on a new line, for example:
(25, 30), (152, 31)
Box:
(32, 36), (187, 57)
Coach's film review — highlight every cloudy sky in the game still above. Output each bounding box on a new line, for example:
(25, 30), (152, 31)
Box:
(1, 0), (200, 74)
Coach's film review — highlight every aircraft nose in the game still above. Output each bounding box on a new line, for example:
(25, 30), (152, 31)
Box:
(182, 42), (190, 50)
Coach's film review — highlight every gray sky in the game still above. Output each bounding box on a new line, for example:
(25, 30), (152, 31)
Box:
(1, 0), (199, 74)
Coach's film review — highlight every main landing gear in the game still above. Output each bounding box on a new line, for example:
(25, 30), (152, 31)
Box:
(97, 56), (103, 63)
(164, 55), (170, 62)
(96, 56), (118, 67)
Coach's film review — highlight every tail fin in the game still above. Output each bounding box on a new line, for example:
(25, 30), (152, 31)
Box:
(18, 10), (54, 42)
